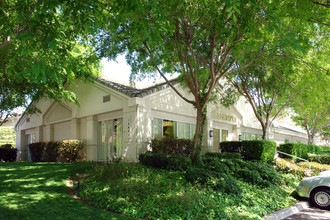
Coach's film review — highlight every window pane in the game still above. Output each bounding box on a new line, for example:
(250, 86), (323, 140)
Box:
(221, 130), (228, 142)
(163, 120), (175, 138)
(177, 122), (190, 139)
(152, 118), (162, 139)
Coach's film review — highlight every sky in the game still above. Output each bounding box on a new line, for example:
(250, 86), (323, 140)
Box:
(100, 55), (178, 88)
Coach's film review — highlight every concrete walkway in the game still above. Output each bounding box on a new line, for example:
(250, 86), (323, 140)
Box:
(284, 207), (330, 220)
(264, 201), (330, 220)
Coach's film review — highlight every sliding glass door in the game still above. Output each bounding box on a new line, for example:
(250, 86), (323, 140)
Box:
(97, 119), (123, 161)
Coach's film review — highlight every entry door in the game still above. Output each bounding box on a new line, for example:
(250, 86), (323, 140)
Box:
(213, 128), (220, 152)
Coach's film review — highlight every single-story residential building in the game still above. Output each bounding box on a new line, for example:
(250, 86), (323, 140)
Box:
(15, 78), (308, 162)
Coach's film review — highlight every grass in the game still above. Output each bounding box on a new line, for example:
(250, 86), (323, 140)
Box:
(0, 162), (133, 220)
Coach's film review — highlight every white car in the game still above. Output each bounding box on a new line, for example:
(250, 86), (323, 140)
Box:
(297, 170), (330, 209)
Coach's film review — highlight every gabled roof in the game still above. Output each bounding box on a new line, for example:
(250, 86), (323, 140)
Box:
(95, 77), (178, 98)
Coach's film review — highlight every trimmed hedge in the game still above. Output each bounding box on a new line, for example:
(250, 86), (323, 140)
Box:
(0, 144), (17, 162)
(58, 140), (83, 163)
(204, 152), (241, 159)
(28, 142), (45, 162)
(219, 140), (276, 163)
(28, 140), (84, 162)
(139, 153), (191, 170)
(308, 153), (330, 165)
(151, 137), (193, 157)
(219, 141), (243, 153)
(278, 143), (330, 160)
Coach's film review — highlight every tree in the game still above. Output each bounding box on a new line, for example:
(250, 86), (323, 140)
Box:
(0, 0), (104, 124)
(98, 0), (314, 158)
(226, 57), (300, 140)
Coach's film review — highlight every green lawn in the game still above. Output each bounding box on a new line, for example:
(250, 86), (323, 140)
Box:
(0, 162), (132, 220)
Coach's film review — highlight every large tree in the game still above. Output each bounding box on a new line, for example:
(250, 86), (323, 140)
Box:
(98, 0), (315, 158)
(0, 0), (104, 124)
(226, 57), (300, 140)
(291, 37), (330, 144)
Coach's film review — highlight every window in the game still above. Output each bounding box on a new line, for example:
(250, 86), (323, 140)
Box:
(97, 118), (123, 161)
(242, 132), (262, 141)
(152, 118), (195, 139)
(103, 95), (111, 103)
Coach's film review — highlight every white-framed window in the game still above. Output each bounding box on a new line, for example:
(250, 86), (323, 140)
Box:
(242, 132), (262, 140)
(151, 117), (196, 139)
(97, 118), (123, 161)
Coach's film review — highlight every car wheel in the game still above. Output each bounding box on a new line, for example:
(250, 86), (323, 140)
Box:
(310, 188), (330, 210)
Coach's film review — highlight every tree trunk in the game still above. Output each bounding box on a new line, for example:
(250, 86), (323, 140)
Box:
(261, 123), (271, 140)
(192, 107), (207, 161)
(308, 135), (314, 145)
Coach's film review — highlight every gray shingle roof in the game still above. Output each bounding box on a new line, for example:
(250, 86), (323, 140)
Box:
(95, 77), (178, 97)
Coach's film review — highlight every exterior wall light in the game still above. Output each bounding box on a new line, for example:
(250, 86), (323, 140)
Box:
(209, 130), (213, 137)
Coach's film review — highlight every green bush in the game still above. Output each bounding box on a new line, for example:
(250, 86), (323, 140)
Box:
(28, 142), (45, 162)
(43, 142), (60, 162)
(0, 144), (17, 162)
(58, 140), (83, 163)
(242, 140), (276, 163)
(278, 143), (330, 160)
(205, 152), (241, 159)
(219, 141), (276, 162)
(201, 156), (231, 175)
(308, 153), (330, 165)
(219, 141), (243, 153)
(167, 155), (191, 171)
(185, 167), (216, 185)
(151, 137), (193, 157)
(139, 153), (191, 170)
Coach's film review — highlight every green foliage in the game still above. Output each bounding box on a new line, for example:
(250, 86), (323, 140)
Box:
(58, 140), (84, 163)
(80, 161), (298, 219)
(0, 127), (16, 147)
(219, 141), (243, 153)
(278, 143), (329, 160)
(0, 144), (17, 162)
(299, 161), (330, 174)
(219, 140), (276, 162)
(139, 153), (191, 171)
(28, 142), (45, 162)
(0, 1), (102, 115)
(308, 153), (330, 165)
(43, 142), (60, 162)
(151, 137), (193, 157)
(205, 152), (242, 159)
(243, 140), (277, 163)
(274, 158), (313, 178)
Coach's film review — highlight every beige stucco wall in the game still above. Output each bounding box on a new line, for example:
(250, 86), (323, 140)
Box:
(15, 79), (309, 162)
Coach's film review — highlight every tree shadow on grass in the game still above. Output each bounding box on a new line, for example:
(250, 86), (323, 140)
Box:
(0, 162), (133, 220)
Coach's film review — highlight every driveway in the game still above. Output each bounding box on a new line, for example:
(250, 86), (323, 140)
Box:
(284, 207), (330, 220)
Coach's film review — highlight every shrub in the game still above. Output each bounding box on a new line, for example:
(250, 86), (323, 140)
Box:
(278, 143), (330, 160)
(213, 175), (242, 195)
(274, 158), (313, 178)
(151, 137), (193, 157)
(185, 167), (216, 185)
(219, 141), (243, 153)
(308, 153), (330, 165)
(28, 142), (45, 162)
(205, 152), (241, 159)
(58, 140), (83, 163)
(167, 155), (192, 171)
(43, 142), (60, 162)
(139, 153), (191, 170)
(0, 144), (17, 162)
(201, 156), (231, 175)
(242, 140), (276, 163)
